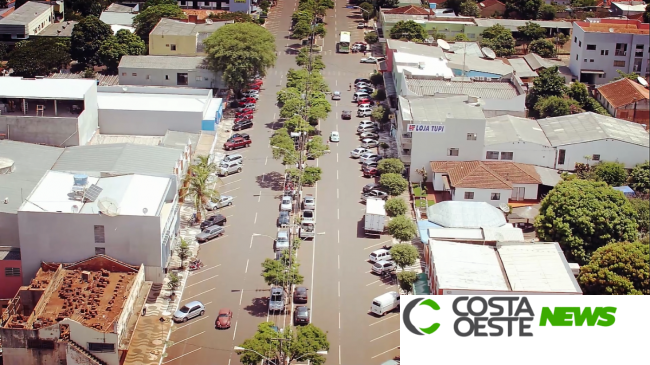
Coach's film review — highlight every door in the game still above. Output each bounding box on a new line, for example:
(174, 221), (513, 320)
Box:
(511, 187), (525, 201)
(190, 306), (199, 318)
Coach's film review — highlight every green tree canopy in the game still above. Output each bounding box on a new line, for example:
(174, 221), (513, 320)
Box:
(389, 20), (427, 42)
(480, 24), (515, 57)
(62, 0), (110, 17)
(306, 135), (328, 159)
(443, 0), (463, 13)
(70, 16), (112, 65)
(365, 31), (379, 44)
(303, 166), (322, 186)
(534, 96), (581, 118)
(517, 21), (546, 49)
(505, 0), (543, 19)
(204, 22), (277, 92)
(538, 3), (556, 20)
(380, 173), (408, 196)
(629, 161), (650, 194)
(98, 30), (146, 71)
(398, 271), (418, 294)
(284, 115), (315, 134)
(385, 197), (408, 217)
(277, 87), (302, 105)
(359, 2), (375, 21)
(454, 33), (469, 41)
(7, 38), (71, 77)
(613, 69), (639, 81)
(387, 216), (417, 242)
(390, 243), (419, 269)
(0, 42), (7, 60)
(629, 198), (649, 233)
(270, 128), (298, 165)
(526, 66), (568, 112)
(208, 11), (255, 23)
(261, 251), (303, 291)
(578, 241), (649, 295)
(567, 81), (589, 106)
(459, 1), (481, 17)
(143, 0), (177, 10)
(593, 161), (628, 186)
(377, 159), (405, 175)
(529, 38), (556, 57)
(534, 179), (639, 264)
(133, 4), (185, 42)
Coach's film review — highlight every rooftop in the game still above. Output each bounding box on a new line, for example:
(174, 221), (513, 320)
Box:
(427, 201), (507, 228)
(485, 115), (551, 146)
(448, 42), (484, 58)
(151, 17), (233, 36)
(523, 52), (561, 70)
(611, 1), (647, 11)
(0, 77), (96, 100)
(575, 19), (650, 34)
(182, 9), (226, 19)
(49, 72), (120, 86)
(395, 52), (453, 78)
(405, 77), (520, 99)
(0, 1), (51, 25)
(161, 130), (200, 153)
(106, 3), (138, 13)
(384, 5), (431, 15)
(596, 78), (649, 108)
(99, 11), (136, 26)
(37, 21), (77, 37)
(0, 141), (64, 214)
(536, 112), (650, 147)
(386, 39), (445, 59)
(506, 58), (538, 78)
(445, 53), (514, 76)
(399, 95), (485, 124)
(431, 160), (541, 189)
(119, 55), (209, 70)
(89, 134), (164, 146)
(2, 255), (140, 332)
(21, 170), (171, 216)
(0, 247), (21, 261)
(474, 18), (572, 30)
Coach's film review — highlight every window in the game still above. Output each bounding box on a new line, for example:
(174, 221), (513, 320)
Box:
(574, 36), (577, 43)
(196, 76), (203, 81)
(88, 343), (115, 353)
(4, 267), (20, 277)
(590, 59), (594, 63)
(586, 44), (596, 50)
(558, 149), (566, 165)
(27, 339), (55, 349)
(615, 43), (627, 56)
(500, 152), (514, 160)
(633, 58), (642, 72)
(467, 133), (477, 141)
(490, 193), (501, 201)
(635, 44), (644, 57)
(579, 41), (581, 47)
(447, 148), (459, 156)
(170, 44), (177, 51)
(131, 73), (137, 76)
(613, 60), (626, 67)
(584, 59), (587, 63)
(486, 151), (499, 160)
(592, 154), (600, 161)
(121, 72), (126, 76)
(95, 247), (106, 255)
(146, 75), (151, 80)
(177, 73), (188, 86)
(601, 50), (609, 56)
(94, 225), (105, 244)
(468, 33), (475, 39)
(464, 192), (475, 199)
(576, 54), (578, 61)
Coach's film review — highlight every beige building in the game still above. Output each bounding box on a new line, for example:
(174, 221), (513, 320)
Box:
(148, 17), (233, 56)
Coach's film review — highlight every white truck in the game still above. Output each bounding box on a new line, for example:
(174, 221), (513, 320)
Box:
(365, 197), (387, 236)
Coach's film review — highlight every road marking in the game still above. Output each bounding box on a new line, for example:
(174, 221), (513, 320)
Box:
(258, 190), (262, 202)
(337, 189), (339, 199)
(265, 156), (268, 165)
(339, 345), (342, 365)
(336, 153), (339, 162)
(171, 331), (205, 346)
(364, 239), (393, 250)
(162, 348), (201, 364)
(337, 229), (340, 243)
(239, 289), (244, 305)
(222, 179), (241, 186)
(338, 255), (340, 270)
(204, 302), (212, 306)
(199, 235), (228, 245)
(221, 187), (240, 194)
(189, 265), (220, 276)
(249, 234), (254, 248)
(370, 329), (400, 342)
(182, 288), (216, 301)
(174, 316), (210, 329)
(185, 275), (219, 288)
(369, 314), (399, 326)
(371, 346), (400, 359)
(232, 321), (238, 341)
(254, 212), (258, 224)
(245, 259), (249, 273)
(366, 280), (381, 286)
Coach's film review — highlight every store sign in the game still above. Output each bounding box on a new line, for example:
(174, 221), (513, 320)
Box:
(407, 124), (445, 133)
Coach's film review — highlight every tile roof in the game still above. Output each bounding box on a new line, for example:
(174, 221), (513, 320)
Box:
(479, 0), (505, 8)
(384, 5), (431, 15)
(430, 160), (542, 189)
(182, 9), (226, 20)
(481, 161), (542, 184)
(596, 78), (649, 109)
(575, 19), (649, 34)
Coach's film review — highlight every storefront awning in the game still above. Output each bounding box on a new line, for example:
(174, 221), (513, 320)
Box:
(580, 70), (605, 75)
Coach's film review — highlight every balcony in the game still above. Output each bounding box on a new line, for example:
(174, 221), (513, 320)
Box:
(615, 50), (627, 57)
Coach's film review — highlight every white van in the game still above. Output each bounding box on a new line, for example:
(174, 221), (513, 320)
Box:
(223, 154), (243, 164)
(369, 248), (391, 262)
(354, 91), (370, 101)
(371, 291), (400, 316)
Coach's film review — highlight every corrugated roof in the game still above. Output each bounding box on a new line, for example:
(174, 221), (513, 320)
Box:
(99, 11), (136, 26)
(406, 78), (520, 99)
(399, 95), (486, 124)
(537, 112), (650, 147)
(0, 77), (96, 99)
(51, 144), (182, 177)
(151, 18), (233, 36)
(449, 42), (484, 57)
(0, 140), (64, 214)
(89, 134), (164, 146)
(506, 58), (538, 78)
(474, 18), (572, 30)
(485, 115), (551, 146)
(445, 53), (514, 76)
(523, 53), (558, 70)
(596, 78), (649, 109)
(49, 72), (120, 86)
(0, 1), (50, 25)
(106, 3), (137, 13)
(534, 166), (562, 187)
(162, 130), (200, 152)
(427, 201), (507, 228)
(118, 55), (209, 70)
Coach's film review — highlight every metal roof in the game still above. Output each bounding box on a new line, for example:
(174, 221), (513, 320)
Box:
(449, 42), (484, 57)
(427, 201), (507, 228)
(406, 78), (520, 99)
(99, 11), (136, 26)
(0, 140), (64, 214)
(150, 18), (234, 36)
(485, 115), (551, 146)
(49, 72), (120, 86)
(473, 18), (572, 30)
(37, 21), (77, 37)
(51, 144), (182, 177)
(534, 166), (562, 187)
(537, 112), (650, 147)
(523, 53), (559, 70)
(119, 55), (210, 70)
(162, 130), (200, 152)
(385, 39), (445, 58)
(445, 53), (514, 76)
(89, 134), (164, 146)
(507, 58), (538, 78)
(399, 95), (485, 124)
(0, 2), (51, 25)
(0, 77), (95, 100)
(383, 72), (396, 97)
(106, 3), (137, 13)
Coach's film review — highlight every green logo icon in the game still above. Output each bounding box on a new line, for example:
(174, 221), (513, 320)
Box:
(403, 298), (441, 335)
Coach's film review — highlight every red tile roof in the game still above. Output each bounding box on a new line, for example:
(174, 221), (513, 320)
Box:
(430, 161), (541, 190)
(182, 9), (226, 20)
(479, 0), (505, 8)
(596, 78), (650, 108)
(0, 7), (15, 18)
(384, 5), (431, 15)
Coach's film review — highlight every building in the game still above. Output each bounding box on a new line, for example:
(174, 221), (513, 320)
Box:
(610, 1), (647, 17)
(0, 255), (146, 365)
(33, 20), (77, 38)
(427, 201), (508, 228)
(595, 78), (649, 128)
(484, 114), (555, 167)
(478, 0), (506, 18)
(383, 5), (432, 15)
(100, 3), (138, 28)
(97, 85), (224, 134)
(118, 55), (225, 89)
(505, 58), (538, 83)
(0, 246), (22, 301)
(0, 1), (54, 44)
(569, 19), (650, 84)
(148, 17), (233, 56)
(177, 0), (254, 13)
(18, 171), (179, 283)
(426, 240), (582, 295)
(0, 77), (99, 146)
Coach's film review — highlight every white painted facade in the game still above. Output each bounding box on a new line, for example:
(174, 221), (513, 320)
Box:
(452, 187), (511, 207)
(483, 141), (556, 168)
(554, 139), (649, 170)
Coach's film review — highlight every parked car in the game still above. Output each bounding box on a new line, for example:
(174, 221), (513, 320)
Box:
(223, 153), (244, 164)
(330, 131), (340, 142)
(363, 166), (378, 177)
(269, 287), (285, 312)
(302, 209), (315, 223)
(173, 301), (205, 322)
(357, 125), (377, 134)
(357, 97), (373, 105)
(215, 308), (233, 329)
(369, 248), (392, 263)
(361, 139), (379, 148)
(359, 132), (379, 140)
(294, 286), (309, 303)
(232, 120), (253, 131)
(206, 195), (234, 210)
(200, 214), (227, 229)
(238, 103), (256, 110)
(354, 91), (370, 100)
(363, 183), (381, 193)
(277, 210), (290, 227)
(249, 79), (263, 86)
(359, 120), (375, 127)
(235, 109), (254, 117)
(332, 91), (341, 100)
(357, 22), (365, 29)
(303, 194), (316, 210)
(372, 260), (396, 275)
(342, 110), (352, 119)
(350, 147), (370, 158)
(223, 137), (251, 151)
(241, 90), (259, 97)
(361, 189), (389, 201)
(217, 161), (243, 176)
(362, 161), (378, 170)
(195, 225), (225, 243)
(360, 152), (380, 163)
(275, 230), (290, 251)
(294, 306), (310, 325)
(357, 107), (372, 117)
(234, 115), (253, 123)
(227, 134), (249, 143)
(280, 195), (293, 211)
(247, 84), (261, 90)
(355, 78), (371, 84)
(355, 82), (373, 89)
(239, 96), (257, 103)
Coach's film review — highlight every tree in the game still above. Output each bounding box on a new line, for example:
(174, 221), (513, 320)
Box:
(181, 157), (220, 221)
(143, 0), (177, 10)
(303, 166), (322, 186)
(372, 105), (389, 124)
(526, 66), (568, 112)
(0, 0), (7, 8)
(360, 2), (375, 21)
(629, 198), (649, 233)
(260, 0), (271, 12)
(517, 21), (546, 52)
(390, 243), (418, 270)
(133, 4), (185, 42)
(645, 3), (650, 23)
(284, 115), (314, 134)
(534, 96), (581, 118)
(270, 128), (298, 165)
(365, 31), (379, 44)
(593, 161), (628, 186)
(61, 0), (110, 17)
(380, 173), (408, 196)
(177, 238), (190, 261)
(398, 271), (418, 294)
(454, 33), (469, 41)
(556, 32), (569, 47)
(98, 30), (146, 71)
(372, 89), (386, 101)
(292, 10), (312, 25)
(261, 252), (304, 291)
(505, 0), (543, 20)
(567, 81), (589, 106)
(629, 161), (650, 194)
(292, 21), (311, 39)
(296, 48), (325, 69)
(167, 272), (180, 291)
(459, 1), (480, 17)
(387, 216), (417, 242)
(534, 179), (639, 264)
(306, 136), (328, 159)
(0, 42), (7, 60)
(370, 72), (384, 86)
(389, 20), (427, 42)
(277, 87), (302, 105)
(208, 11), (255, 23)
(385, 197), (408, 217)
(479, 24), (515, 57)
(377, 159), (405, 175)
(280, 98), (306, 119)
(613, 69), (640, 81)
(538, 4), (556, 20)
(443, 0), (463, 13)
(578, 241), (649, 295)
(70, 16), (112, 66)
(7, 38), (71, 77)
(204, 23), (277, 92)
(529, 39), (556, 57)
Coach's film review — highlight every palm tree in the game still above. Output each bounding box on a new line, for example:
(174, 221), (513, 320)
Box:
(181, 156), (221, 222)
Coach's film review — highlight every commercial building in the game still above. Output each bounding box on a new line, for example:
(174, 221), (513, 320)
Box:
(484, 114), (555, 167)
(0, 77), (99, 146)
(100, 2), (139, 27)
(18, 171), (179, 283)
(148, 17), (233, 56)
(0, 255), (146, 365)
(610, 1), (647, 17)
(594, 78), (649, 128)
(0, 246), (22, 301)
(569, 18), (650, 84)
(118, 55), (225, 89)
(177, 0), (255, 13)
(0, 1), (55, 44)
(34, 20), (77, 38)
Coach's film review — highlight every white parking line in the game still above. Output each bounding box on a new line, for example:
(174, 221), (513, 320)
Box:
(339, 345), (342, 365)
(364, 239), (392, 250)
(189, 265), (220, 276)
(254, 212), (258, 224)
(171, 331), (205, 346)
(366, 280), (381, 286)
(337, 208), (339, 219)
(186, 275), (219, 288)
(182, 288), (216, 301)
(370, 329), (400, 342)
(371, 346), (400, 359)
(221, 187), (240, 194)
(245, 259), (249, 273)
(221, 178), (242, 185)
(162, 348), (202, 364)
(369, 314), (399, 326)
(338, 280), (340, 296)
(174, 316), (210, 329)
(232, 321), (238, 340)
(337, 230), (340, 243)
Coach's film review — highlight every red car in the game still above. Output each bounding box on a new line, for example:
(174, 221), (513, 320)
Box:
(363, 166), (378, 177)
(249, 79), (263, 85)
(247, 84), (261, 90)
(357, 98), (372, 105)
(239, 97), (257, 104)
(215, 308), (233, 329)
(235, 109), (254, 117)
(224, 137), (252, 151)
(234, 116), (253, 124)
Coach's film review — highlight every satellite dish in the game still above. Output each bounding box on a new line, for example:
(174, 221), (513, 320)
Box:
(638, 76), (649, 87)
(97, 197), (120, 216)
(437, 39), (450, 51)
(499, 203), (510, 213)
(482, 47), (496, 59)
(142, 207), (148, 214)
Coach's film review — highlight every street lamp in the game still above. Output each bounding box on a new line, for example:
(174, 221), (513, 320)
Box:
(233, 347), (278, 365)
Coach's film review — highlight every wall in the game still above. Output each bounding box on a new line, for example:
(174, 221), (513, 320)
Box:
(483, 141), (556, 168)
(149, 34), (198, 56)
(78, 87), (99, 146)
(229, 0), (252, 13)
(62, 319), (119, 365)
(556, 139), (650, 170)
(0, 259), (22, 300)
(18, 212), (164, 284)
(98, 109), (204, 135)
(481, 94), (527, 118)
(453, 187), (511, 207)
(114, 265), (145, 342)
(0, 116), (81, 146)
(0, 325), (67, 365)
(511, 183), (538, 200)
(118, 67), (225, 89)
(27, 7), (55, 35)
(614, 99), (650, 129)
(0, 212), (20, 247)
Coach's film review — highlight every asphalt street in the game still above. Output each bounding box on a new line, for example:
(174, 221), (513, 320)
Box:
(162, 2), (400, 364)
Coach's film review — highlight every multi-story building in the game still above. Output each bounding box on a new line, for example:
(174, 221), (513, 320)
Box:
(148, 17), (233, 56)
(0, 2), (54, 44)
(177, 0), (254, 14)
(569, 18), (649, 84)
(118, 55), (225, 89)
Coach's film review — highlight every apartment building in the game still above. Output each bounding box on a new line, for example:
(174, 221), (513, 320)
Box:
(0, 2), (54, 44)
(148, 17), (233, 56)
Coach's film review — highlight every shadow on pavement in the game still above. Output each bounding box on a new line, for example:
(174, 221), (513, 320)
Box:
(256, 171), (285, 191)
(146, 283), (162, 304)
(243, 297), (270, 317)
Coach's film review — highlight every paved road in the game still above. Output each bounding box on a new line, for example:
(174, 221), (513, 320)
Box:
(162, 2), (400, 364)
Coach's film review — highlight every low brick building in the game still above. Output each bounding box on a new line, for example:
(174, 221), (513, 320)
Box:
(595, 78), (650, 129)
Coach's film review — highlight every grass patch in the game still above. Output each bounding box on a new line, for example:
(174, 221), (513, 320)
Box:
(414, 198), (434, 209)
(412, 184), (427, 198)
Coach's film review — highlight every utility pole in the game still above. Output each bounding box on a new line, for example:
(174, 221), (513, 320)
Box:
(271, 337), (290, 365)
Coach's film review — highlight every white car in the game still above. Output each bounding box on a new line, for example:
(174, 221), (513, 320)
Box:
(302, 209), (315, 223)
(360, 153), (380, 164)
(361, 139), (379, 148)
(359, 132), (379, 140)
(360, 57), (378, 63)
(303, 195), (316, 210)
(280, 196), (293, 211)
(350, 147), (370, 158)
(206, 195), (234, 210)
(355, 82), (373, 89)
(241, 90), (259, 97)
(358, 120), (374, 127)
(330, 131), (340, 142)
(357, 125), (377, 134)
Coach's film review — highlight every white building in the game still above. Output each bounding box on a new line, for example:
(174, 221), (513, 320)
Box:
(18, 171), (179, 283)
(0, 2), (55, 44)
(0, 77), (99, 146)
(484, 114), (555, 167)
(569, 18), (649, 84)
(118, 55), (225, 89)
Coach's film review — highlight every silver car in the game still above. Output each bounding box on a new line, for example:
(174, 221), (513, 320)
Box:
(206, 195), (233, 210)
(269, 287), (285, 312)
(173, 301), (205, 322)
(302, 195), (315, 210)
(195, 225), (225, 243)
(332, 91), (341, 100)
(361, 138), (379, 148)
(275, 230), (290, 251)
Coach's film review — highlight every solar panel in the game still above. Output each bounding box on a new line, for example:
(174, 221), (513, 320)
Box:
(84, 184), (103, 202)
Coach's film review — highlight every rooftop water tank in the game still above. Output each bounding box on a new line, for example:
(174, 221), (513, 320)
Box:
(73, 174), (89, 186)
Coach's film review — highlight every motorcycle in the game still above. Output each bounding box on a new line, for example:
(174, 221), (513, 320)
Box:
(189, 260), (204, 271)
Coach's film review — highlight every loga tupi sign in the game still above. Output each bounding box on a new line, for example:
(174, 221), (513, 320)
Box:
(407, 124), (445, 133)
